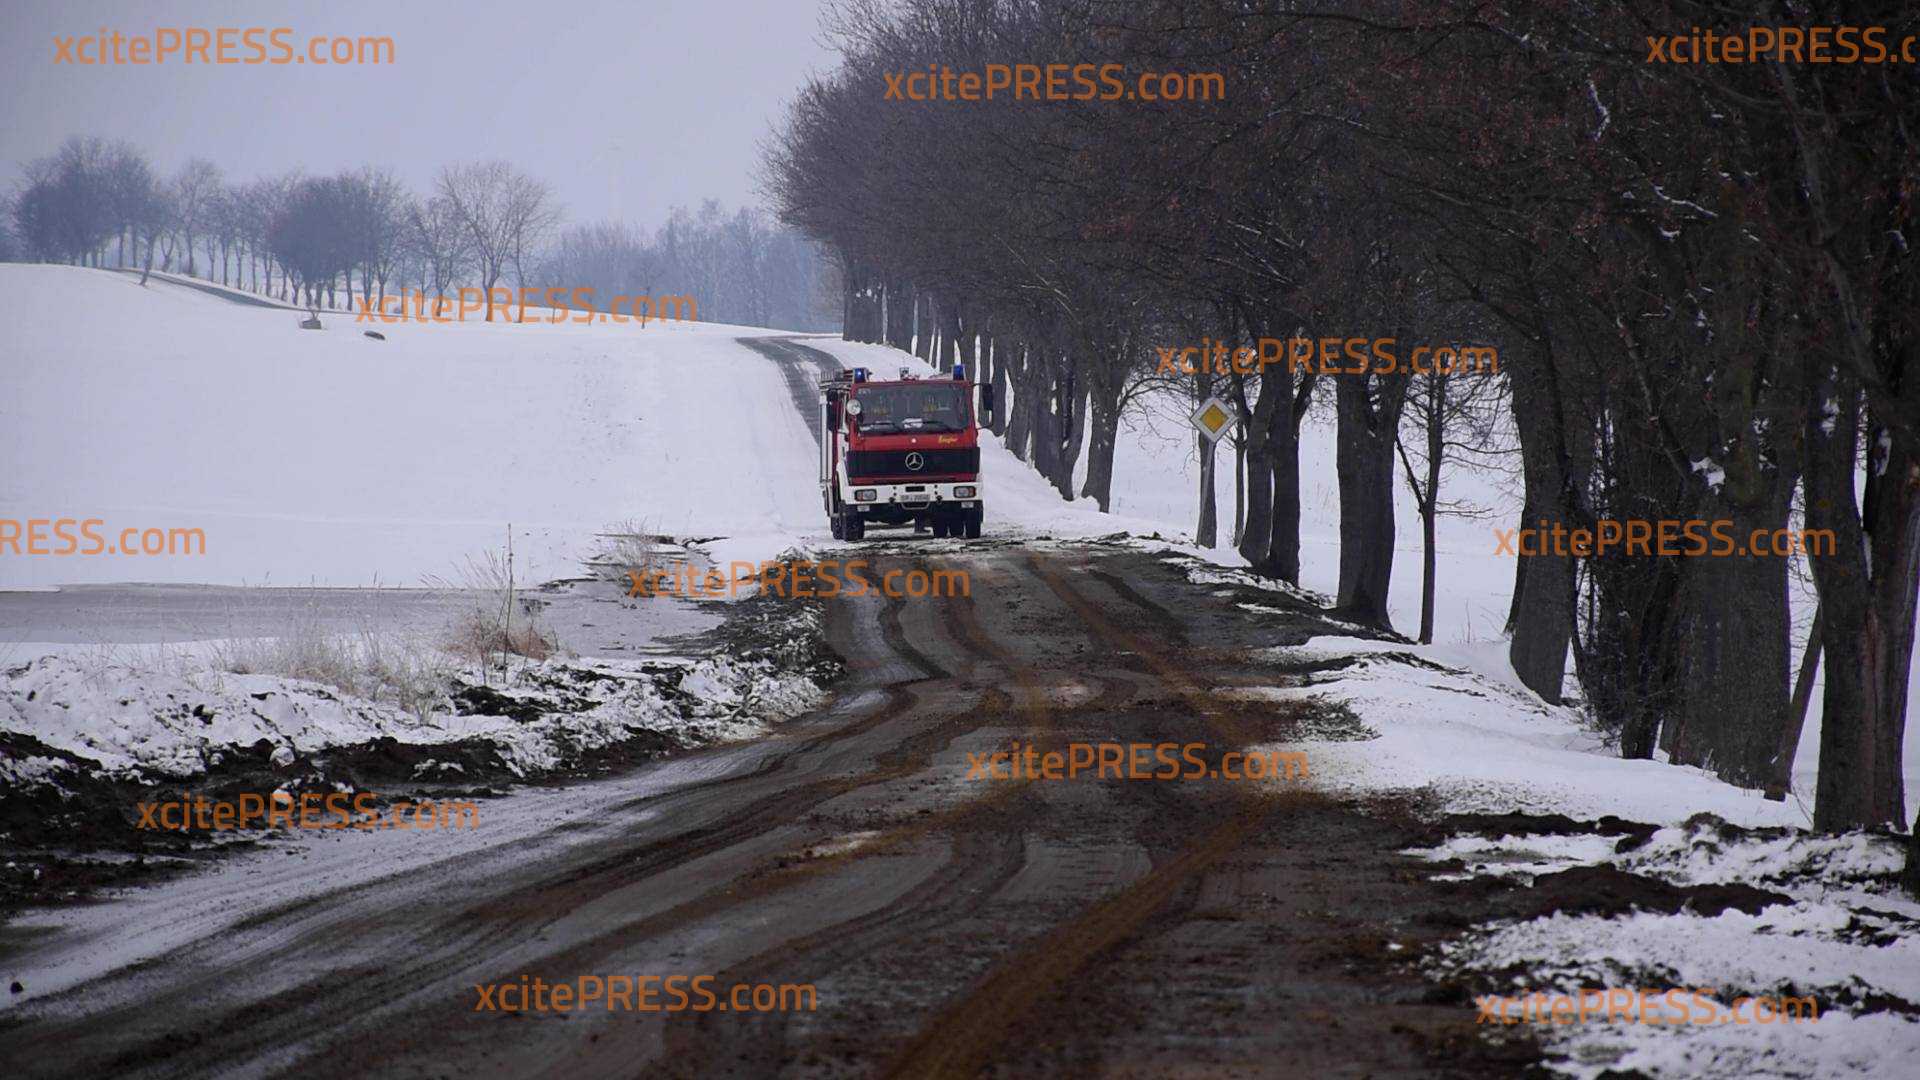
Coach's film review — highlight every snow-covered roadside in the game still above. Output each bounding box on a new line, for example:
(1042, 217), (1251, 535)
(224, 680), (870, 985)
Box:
(1159, 556), (1920, 1077)
(0, 589), (841, 910)
(1406, 819), (1920, 1078)
(2, 638), (825, 784)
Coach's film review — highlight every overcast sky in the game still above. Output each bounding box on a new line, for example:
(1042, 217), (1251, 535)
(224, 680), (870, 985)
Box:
(1, 0), (839, 230)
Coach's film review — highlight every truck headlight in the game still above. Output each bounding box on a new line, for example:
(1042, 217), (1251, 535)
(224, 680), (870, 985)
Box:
(952, 486), (976, 499)
(854, 489), (877, 502)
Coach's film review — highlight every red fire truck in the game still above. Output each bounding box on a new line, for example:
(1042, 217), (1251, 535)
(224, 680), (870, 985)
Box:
(820, 364), (993, 540)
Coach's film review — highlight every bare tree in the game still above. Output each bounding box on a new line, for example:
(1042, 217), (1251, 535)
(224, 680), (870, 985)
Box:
(504, 171), (561, 305)
(341, 167), (408, 308)
(436, 161), (559, 321)
(1396, 359), (1512, 644)
(170, 158), (222, 278)
(406, 194), (472, 301)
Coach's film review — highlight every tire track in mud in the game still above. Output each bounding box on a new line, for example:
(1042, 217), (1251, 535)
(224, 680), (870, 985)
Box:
(886, 553), (1536, 1079)
(641, 554), (1192, 1077)
(639, 574), (1048, 1075)
(640, 557), (1149, 1077)
(265, 558), (1013, 1079)
(880, 552), (1288, 1079)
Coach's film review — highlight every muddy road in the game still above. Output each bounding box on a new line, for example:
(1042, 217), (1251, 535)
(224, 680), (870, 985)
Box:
(0, 541), (1537, 1078)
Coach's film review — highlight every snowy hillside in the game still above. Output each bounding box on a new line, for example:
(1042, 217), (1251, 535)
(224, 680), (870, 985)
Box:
(0, 265), (814, 589)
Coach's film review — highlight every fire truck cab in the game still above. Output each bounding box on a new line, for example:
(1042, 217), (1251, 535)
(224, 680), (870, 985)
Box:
(820, 364), (993, 541)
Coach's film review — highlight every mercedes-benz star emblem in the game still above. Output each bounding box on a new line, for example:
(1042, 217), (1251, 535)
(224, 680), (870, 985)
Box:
(905, 453), (925, 471)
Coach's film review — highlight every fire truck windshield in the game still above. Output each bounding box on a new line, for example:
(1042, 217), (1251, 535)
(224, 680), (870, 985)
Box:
(851, 384), (971, 433)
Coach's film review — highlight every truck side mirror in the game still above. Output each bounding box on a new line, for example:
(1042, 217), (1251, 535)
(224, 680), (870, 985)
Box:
(827, 400), (841, 431)
(978, 383), (995, 425)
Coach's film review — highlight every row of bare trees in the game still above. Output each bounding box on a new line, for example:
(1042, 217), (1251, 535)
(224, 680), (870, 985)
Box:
(765, 0), (1919, 855)
(6, 138), (834, 329)
(5, 137), (562, 314)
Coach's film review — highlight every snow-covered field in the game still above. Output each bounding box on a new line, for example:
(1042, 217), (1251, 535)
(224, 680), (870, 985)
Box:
(0, 264), (816, 590)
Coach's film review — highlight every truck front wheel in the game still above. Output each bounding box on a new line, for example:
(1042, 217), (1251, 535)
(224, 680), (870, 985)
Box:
(963, 507), (983, 539)
(842, 511), (865, 541)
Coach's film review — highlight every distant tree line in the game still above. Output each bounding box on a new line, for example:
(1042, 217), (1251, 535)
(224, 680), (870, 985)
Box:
(536, 201), (837, 332)
(766, 0), (1920, 854)
(4, 136), (836, 330)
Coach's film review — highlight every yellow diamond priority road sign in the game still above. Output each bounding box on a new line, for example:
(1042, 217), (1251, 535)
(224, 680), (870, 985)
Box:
(1189, 395), (1234, 444)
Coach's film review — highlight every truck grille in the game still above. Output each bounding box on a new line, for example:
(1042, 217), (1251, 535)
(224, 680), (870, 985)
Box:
(847, 448), (979, 478)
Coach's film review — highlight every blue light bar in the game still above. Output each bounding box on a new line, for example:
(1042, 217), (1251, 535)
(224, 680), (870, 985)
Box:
(852, 367), (868, 382)
(953, 362), (966, 381)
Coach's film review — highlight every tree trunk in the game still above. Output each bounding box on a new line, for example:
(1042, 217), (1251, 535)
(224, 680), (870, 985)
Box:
(1080, 377), (1123, 511)
(1238, 418), (1273, 568)
(1659, 531), (1794, 788)
(1804, 359), (1920, 831)
(1506, 349), (1582, 703)
(1259, 385), (1310, 585)
(1029, 356), (1060, 477)
(1766, 606), (1823, 800)
(1231, 433), (1244, 548)
(987, 331), (1009, 437)
(1197, 427), (1218, 548)
(939, 298), (964, 374)
(914, 292), (936, 364)
(1052, 372), (1088, 499)
(1003, 341), (1035, 461)
(840, 254), (862, 340)
(1333, 374), (1408, 631)
(884, 279), (912, 351)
